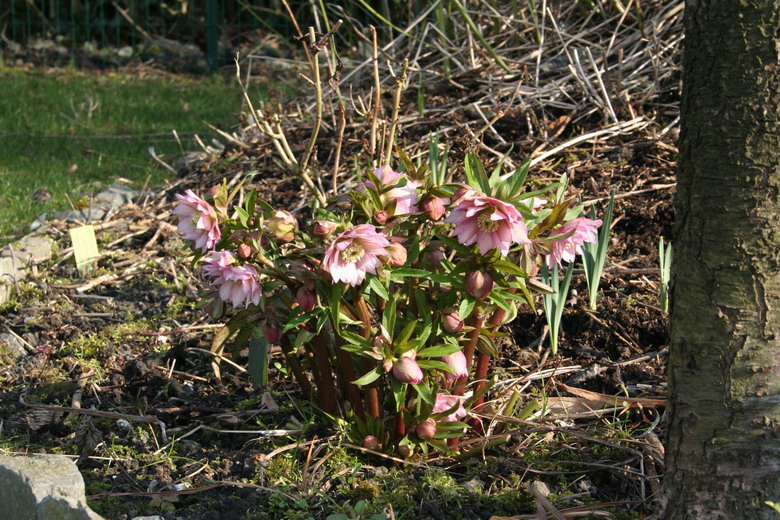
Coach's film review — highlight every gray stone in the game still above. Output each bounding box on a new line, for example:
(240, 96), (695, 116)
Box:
(50, 184), (140, 224)
(0, 455), (104, 520)
(0, 235), (54, 307)
(0, 332), (28, 358)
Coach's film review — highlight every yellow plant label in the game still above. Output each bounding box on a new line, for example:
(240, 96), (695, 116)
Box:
(69, 225), (100, 276)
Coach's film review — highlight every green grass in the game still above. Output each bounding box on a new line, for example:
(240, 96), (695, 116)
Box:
(0, 68), (251, 242)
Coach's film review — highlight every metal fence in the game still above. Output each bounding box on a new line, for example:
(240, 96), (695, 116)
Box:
(1, 1), (335, 72)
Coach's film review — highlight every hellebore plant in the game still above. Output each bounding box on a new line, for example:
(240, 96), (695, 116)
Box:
(174, 151), (602, 458)
(581, 191), (615, 310)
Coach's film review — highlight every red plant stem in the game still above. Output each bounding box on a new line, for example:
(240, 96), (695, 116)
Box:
(453, 315), (484, 397)
(394, 410), (406, 444)
(472, 288), (517, 412)
(355, 297), (381, 418)
(312, 334), (339, 416)
(334, 334), (365, 419)
(278, 338), (312, 398)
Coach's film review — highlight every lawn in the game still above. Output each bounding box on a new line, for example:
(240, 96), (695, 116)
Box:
(0, 68), (249, 242)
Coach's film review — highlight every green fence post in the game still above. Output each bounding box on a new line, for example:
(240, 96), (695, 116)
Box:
(207, 0), (219, 73)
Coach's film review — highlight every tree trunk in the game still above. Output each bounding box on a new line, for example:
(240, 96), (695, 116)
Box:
(664, 1), (780, 518)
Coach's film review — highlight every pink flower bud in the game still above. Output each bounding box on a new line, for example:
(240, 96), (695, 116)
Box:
(313, 220), (337, 238)
(442, 312), (464, 334)
(237, 243), (253, 260)
(397, 445), (412, 458)
(466, 270), (494, 300)
(374, 211), (388, 225)
(362, 435), (380, 450)
(421, 196), (446, 221)
(263, 326), (281, 344)
(415, 418), (437, 440)
(296, 287), (316, 312)
(386, 243), (407, 266)
(441, 351), (469, 384)
(392, 356), (424, 384)
(267, 210), (297, 242)
(208, 185), (221, 198)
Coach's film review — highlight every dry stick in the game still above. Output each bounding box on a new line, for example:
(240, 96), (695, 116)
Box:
(296, 27), (328, 207)
(383, 59), (409, 164)
(332, 101), (346, 195)
(355, 297), (381, 418)
(369, 26), (382, 168)
(311, 333), (339, 416)
(280, 0), (314, 72)
(21, 397), (168, 444)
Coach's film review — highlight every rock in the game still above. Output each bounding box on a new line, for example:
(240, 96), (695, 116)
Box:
(49, 184), (140, 224)
(0, 235), (54, 307)
(0, 332), (28, 358)
(0, 454), (104, 519)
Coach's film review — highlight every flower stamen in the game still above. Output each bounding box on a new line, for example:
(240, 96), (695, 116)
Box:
(476, 211), (500, 232)
(340, 243), (366, 263)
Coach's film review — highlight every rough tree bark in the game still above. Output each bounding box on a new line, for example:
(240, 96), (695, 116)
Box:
(663, 1), (780, 518)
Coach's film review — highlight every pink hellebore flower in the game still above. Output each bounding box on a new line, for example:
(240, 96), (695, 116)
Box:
(173, 189), (221, 253)
(441, 351), (469, 384)
(546, 217), (603, 268)
(393, 356), (424, 385)
(433, 393), (468, 422)
(445, 194), (530, 255)
(370, 165), (419, 216)
(203, 251), (262, 308)
(323, 224), (391, 286)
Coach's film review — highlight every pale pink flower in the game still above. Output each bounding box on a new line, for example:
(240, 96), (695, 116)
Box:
(323, 224), (390, 286)
(203, 251), (262, 308)
(173, 189), (221, 253)
(446, 195), (530, 255)
(441, 351), (469, 384)
(530, 197), (547, 212)
(393, 356), (424, 384)
(369, 165), (419, 216)
(546, 217), (602, 268)
(433, 393), (468, 422)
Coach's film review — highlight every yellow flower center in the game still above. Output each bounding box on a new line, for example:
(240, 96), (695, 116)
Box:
(340, 243), (366, 263)
(476, 211), (500, 232)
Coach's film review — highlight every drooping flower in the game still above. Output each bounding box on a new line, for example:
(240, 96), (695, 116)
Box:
(203, 251), (262, 308)
(392, 356), (424, 384)
(546, 217), (603, 268)
(416, 418), (437, 440)
(466, 270), (494, 300)
(296, 286), (316, 312)
(441, 351), (469, 384)
(421, 196), (446, 221)
(173, 189), (221, 253)
(433, 393), (468, 422)
(322, 224), (390, 286)
(445, 194), (530, 255)
(441, 312), (464, 334)
(313, 219), (337, 238)
(362, 435), (380, 450)
(386, 243), (408, 266)
(267, 210), (297, 242)
(369, 165), (419, 216)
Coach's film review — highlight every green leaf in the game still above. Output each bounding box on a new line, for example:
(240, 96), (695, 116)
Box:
(492, 259), (527, 277)
(382, 295), (397, 339)
(416, 359), (456, 373)
(388, 268), (432, 280)
(339, 329), (372, 348)
(417, 344), (462, 358)
(248, 336), (269, 387)
(367, 274), (389, 300)
(282, 309), (311, 333)
(330, 282), (342, 329)
(395, 319), (418, 347)
(476, 334), (499, 358)
(464, 152), (491, 194)
(353, 366), (383, 386)
(414, 383), (435, 405)
(459, 298), (476, 320)
(391, 378), (407, 412)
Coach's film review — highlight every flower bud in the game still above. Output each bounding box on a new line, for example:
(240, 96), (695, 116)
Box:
(426, 249), (446, 267)
(362, 435), (380, 450)
(374, 210), (388, 225)
(313, 219), (337, 238)
(267, 210), (297, 242)
(386, 243), (407, 266)
(296, 287), (316, 312)
(237, 243), (253, 260)
(442, 312), (464, 334)
(247, 217), (257, 228)
(415, 418), (437, 441)
(208, 185), (221, 198)
(397, 445), (412, 458)
(441, 351), (469, 384)
(263, 326), (281, 344)
(466, 270), (494, 300)
(421, 196), (446, 221)
(392, 356), (424, 384)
